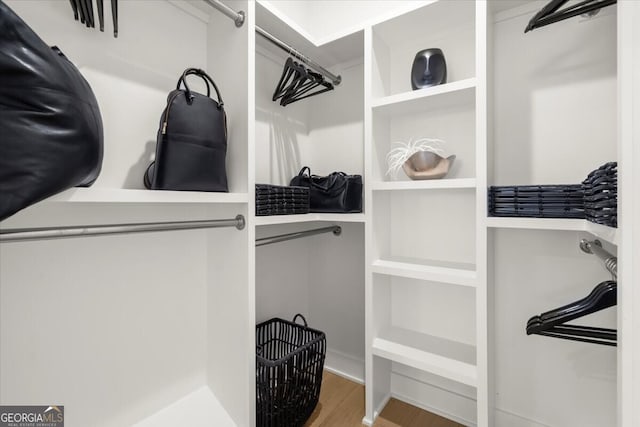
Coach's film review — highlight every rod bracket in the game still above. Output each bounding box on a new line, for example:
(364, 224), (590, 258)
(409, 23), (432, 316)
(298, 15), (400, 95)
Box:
(332, 226), (342, 236)
(235, 214), (246, 230)
(235, 11), (245, 27)
(580, 238), (602, 254)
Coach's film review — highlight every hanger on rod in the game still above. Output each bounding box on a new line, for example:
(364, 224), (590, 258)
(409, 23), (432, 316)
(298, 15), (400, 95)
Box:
(525, 0), (617, 33)
(67, 0), (117, 37)
(526, 280), (617, 346)
(272, 59), (334, 107)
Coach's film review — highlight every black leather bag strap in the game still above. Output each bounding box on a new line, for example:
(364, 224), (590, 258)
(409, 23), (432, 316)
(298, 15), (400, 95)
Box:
(297, 166), (311, 177)
(177, 68), (224, 107)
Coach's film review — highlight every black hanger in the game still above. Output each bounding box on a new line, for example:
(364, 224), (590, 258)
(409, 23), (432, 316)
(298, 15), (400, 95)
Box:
(526, 280), (617, 346)
(97, 0), (104, 32)
(69, 0), (79, 20)
(272, 57), (335, 107)
(272, 58), (299, 102)
(525, 0), (617, 33)
(111, 0), (118, 37)
(281, 70), (333, 106)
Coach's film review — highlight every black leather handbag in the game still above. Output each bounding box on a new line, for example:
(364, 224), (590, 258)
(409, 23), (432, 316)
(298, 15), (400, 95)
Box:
(290, 167), (362, 213)
(145, 68), (228, 192)
(0, 0), (104, 221)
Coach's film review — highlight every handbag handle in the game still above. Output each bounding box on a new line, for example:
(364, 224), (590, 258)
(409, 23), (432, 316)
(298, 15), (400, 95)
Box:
(177, 68), (224, 107)
(297, 167), (347, 191)
(292, 313), (308, 328)
(297, 166), (311, 177)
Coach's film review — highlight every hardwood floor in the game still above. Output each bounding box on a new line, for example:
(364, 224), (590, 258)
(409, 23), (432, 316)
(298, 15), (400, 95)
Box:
(304, 371), (464, 427)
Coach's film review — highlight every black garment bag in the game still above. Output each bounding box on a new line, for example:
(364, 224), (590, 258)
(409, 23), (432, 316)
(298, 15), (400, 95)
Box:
(0, 0), (104, 221)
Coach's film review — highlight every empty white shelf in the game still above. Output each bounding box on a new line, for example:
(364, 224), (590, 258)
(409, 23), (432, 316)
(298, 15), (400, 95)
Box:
(133, 387), (235, 427)
(487, 217), (619, 245)
(372, 326), (477, 387)
(372, 258), (476, 287)
(254, 213), (366, 226)
(372, 178), (476, 191)
(371, 78), (476, 117)
(44, 188), (249, 204)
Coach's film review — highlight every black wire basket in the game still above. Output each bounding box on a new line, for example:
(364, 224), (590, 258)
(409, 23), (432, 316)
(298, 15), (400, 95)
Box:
(256, 314), (326, 427)
(488, 185), (585, 218)
(256, 184), (310, 216)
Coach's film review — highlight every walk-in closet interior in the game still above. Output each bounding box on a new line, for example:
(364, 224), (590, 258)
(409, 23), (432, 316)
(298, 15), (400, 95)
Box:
(0, 1), (638, 427)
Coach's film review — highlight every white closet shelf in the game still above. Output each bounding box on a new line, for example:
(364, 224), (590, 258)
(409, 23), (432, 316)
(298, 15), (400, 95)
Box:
(371, 78), (476, 117)
(372, 178), (476, 191)
(372, 326), (477, 387)
(486, 217), (619, 245)
(372, 258), (476, 287)
(43, 188), (249, 204)
(254, 213), (366, 226)
(133, 386), (235, 427)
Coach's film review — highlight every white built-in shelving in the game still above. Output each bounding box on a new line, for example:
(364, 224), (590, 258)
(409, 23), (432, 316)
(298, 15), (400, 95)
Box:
(364, 0), (486, 425)
(44, 188), (249, 204)
(371, 78), (476, 117)
(371, 258), (476, 287)
(133, 387), (235, 427)
(254, 213), (366, 226)
(486, 217), (619, 246)
(372, 178), (476, 191)
(372, 326), (477, 387)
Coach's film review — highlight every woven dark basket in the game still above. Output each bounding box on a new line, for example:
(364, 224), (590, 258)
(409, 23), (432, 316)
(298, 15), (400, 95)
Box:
(489, 185), (585, 218)
(256, 314), (326, 427)
(256, 184), (310, 216)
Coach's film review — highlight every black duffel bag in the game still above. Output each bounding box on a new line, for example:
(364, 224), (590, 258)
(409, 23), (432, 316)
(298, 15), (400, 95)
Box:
(145, 68), (228, 192)
(290, 167), (362, 213)
(0, 0), (103, 221)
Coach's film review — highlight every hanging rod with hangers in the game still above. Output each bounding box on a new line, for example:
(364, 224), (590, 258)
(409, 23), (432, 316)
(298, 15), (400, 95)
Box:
(256, 225), (341, 247)
(0, 215), (246, 243)
(201, 0), (342, 86)
(580, 238), (617, 280)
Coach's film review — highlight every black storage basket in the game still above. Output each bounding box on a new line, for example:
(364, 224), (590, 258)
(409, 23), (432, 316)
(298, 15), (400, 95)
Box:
(256, 184), (310, 216)
(256, 314), (326, 427)
(488, 185), (585, 218)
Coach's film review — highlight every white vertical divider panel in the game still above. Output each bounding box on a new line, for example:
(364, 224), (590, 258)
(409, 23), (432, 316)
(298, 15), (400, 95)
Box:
(618, 2), (640, 426)
(205, 1), (253, 426)
(475, 2), (490, 426)
(363, 25), (376, 426)
(246, 2), (257, 426)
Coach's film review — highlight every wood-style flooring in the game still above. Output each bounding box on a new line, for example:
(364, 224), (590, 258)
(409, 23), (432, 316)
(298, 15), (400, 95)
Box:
(305, 371), (464, 427)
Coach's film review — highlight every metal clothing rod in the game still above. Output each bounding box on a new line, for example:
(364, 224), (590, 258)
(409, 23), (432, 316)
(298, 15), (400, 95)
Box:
(0, 215), (246, 243)
(256, 225), (341, 247)
(202, 0), (245, 27)
(580, 239), (617, 280)
(201, 0), (342, 86)
(255, 27), (342, 86)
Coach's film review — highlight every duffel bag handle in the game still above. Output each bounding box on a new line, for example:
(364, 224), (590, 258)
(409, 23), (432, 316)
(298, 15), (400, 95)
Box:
(177, 68), (224, 108)
(297, 166), (311, 177)
(293, 313), (308, 328)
